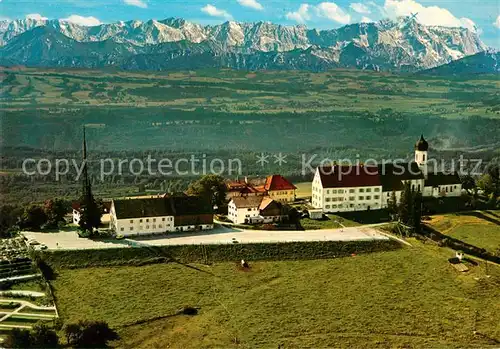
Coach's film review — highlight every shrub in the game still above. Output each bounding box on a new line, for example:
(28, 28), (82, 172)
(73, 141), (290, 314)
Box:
(64, 320), (118, 348)
(181, 306), (198, 315)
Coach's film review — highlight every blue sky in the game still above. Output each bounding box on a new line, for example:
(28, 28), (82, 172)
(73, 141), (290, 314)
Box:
(1, 0), (499, 47)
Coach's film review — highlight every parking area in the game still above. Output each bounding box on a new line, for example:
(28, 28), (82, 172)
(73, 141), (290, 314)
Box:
(22, 225), (389, 250)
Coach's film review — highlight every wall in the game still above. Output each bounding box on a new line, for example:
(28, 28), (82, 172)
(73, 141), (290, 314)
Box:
(114, 215), (175, 236)
(41, 239), (403, 269)
(228, 201), (260, 224)
(314, 183), (383, 213)
(267, 190), (295, 203)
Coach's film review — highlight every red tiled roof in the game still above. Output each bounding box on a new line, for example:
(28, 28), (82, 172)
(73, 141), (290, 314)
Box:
(264, 175), (297, 191)
(227, 181), (247, 191)
(318, 166), (381, 188)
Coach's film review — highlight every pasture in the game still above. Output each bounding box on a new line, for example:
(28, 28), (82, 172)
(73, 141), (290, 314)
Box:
(51, 241), (500, 348)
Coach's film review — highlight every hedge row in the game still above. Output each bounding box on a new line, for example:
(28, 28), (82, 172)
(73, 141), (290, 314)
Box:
(40, 239), (402, 269)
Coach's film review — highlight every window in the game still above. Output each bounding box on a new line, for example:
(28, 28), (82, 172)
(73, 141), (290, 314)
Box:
(129, 219), (133, 223)
(332, 190), (337, 194)
(359, 188), (364, 193)
(359, 196), (364, 200)
(366, 188), (371, 192)
(338, 189), (344, 194)
(247, 208), (251, 211)
(349, 189), (355, 193)
(146, 225), (150, 229)
(120, 227), (124, 231)
(162, 218), (165, 221)
(374, 188), (380, 192)
(454, 185), (457, 190)
(153, 218), (156, 222)
(159, 225), (162, 228)
(326, 190), (330, 194)
(325, 205), (330, 209)
(325, 198), (330, 202)
(130, 227), (133, 231)
(349, 196), (355, 201)
(139, 219), (143, 223)
(366, 196), (371, 200)
(139, 226), (143, 230)
(374, 195), (380, 199)
(153, 225), (156, 229)
(350, 204), (354, 208)
(332, 205), (337, 208)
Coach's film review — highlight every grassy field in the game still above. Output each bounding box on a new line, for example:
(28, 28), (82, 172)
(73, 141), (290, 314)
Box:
(2, 68), (500, 206)
(294, 182), (312, 199)
(1, 68), (498, 119)
(51, 241), (500, 348)
(426, 210), (500, 253)
(300, 214), (361, 230)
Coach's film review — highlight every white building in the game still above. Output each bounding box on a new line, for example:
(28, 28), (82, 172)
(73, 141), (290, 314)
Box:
(110, 195), (213, 236)
(312, 135), (463, 213)
(312, 165), (383, 213)
(228, 196), (284, 224)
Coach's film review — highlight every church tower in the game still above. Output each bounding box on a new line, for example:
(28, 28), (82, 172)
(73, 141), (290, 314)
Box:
(414, 134), (429, 178)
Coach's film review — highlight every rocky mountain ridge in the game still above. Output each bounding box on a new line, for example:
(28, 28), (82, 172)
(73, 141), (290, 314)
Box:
(0, 17), (487, 72)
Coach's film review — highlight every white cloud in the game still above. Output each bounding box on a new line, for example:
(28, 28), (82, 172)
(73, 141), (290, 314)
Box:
(237, 0), (263, 11)
(494, 15), (500, 29)
(384, 0), (477, 31)
(361, 16), (373, 23)
(62, 15), (101, 26)
(26, 14), (48, 21)
(123, 0), (147, 8)
(286, 4), (311, 24)
(201, 4), (232, 20)
(350, 3), (371, 14)
(286, 2), (350, 25)
(316, 2), (351, 25)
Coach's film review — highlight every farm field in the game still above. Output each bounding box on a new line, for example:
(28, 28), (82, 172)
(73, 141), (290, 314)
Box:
(2, 68), (500, 206)
(51, 241), (500, 348)
(426, 210), (500, 253)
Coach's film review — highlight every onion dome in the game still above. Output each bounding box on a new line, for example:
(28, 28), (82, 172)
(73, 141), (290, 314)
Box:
(415, 134), (429, 151)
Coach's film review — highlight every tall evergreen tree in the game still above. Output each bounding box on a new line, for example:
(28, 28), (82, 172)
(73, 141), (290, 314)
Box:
(398, 182), (412, 225)
(387, 191), (398, 219)
(78, 127), (101, 234)
(412, 191), (423, 234)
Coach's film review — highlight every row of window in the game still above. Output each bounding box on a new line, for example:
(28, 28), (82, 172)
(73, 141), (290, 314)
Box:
(325, 203), (379, 209)
(323, 195), (380, 202)
(120, 224), (166, 231)
(271, 191), (294, 195)
(325, 187), (380, 194)
(442, 185), (458, 192)
(129, 217), (173, 224)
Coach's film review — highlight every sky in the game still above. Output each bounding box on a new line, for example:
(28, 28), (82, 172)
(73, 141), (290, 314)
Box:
(0, 0), (499, 47)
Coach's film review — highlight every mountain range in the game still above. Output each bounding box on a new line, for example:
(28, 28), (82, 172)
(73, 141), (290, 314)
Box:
(0, 17), (489, 72)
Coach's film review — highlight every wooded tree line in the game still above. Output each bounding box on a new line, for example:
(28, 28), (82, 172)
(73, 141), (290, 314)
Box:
(5, 320), (118, 348)
(0, 199), (71, 237)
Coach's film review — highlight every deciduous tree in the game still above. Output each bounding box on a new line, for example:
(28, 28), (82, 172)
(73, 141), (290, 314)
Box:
(187, 174), (227, 213)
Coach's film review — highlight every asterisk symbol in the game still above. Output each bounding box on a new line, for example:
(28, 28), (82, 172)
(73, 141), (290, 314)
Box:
(273, 153), (287, 166)
(256, 153), (269, 167)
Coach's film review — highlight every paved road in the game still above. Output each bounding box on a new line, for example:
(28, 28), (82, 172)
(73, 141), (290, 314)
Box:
(22, 224), (389, 251)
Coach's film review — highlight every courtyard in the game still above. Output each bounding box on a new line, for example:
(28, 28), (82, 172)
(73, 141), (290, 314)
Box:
(22, 224), (389, 250)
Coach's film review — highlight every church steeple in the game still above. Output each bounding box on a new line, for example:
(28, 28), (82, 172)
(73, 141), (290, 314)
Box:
(414, 134), (428, 178)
